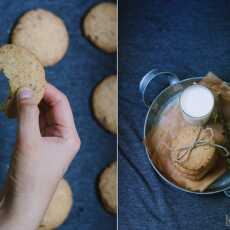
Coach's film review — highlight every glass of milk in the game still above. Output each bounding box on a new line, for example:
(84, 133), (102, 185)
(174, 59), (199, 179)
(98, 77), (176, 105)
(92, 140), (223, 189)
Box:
(180, 84), (214, 126)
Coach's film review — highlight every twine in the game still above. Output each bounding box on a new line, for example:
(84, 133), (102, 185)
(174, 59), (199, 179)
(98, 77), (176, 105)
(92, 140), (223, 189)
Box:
(159, 127), (230, 163)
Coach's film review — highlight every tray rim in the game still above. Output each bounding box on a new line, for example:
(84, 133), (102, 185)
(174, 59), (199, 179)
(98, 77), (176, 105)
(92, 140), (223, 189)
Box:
(143, 76), (230, 195)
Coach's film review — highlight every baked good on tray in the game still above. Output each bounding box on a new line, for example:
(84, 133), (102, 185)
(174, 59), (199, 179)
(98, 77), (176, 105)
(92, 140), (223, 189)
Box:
(171, 125), (217, 181)
(147, 72), (230, 192)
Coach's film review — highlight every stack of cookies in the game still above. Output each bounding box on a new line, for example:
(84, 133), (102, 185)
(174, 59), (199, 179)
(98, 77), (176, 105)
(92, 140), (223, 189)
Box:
(171, 125), (218, 181)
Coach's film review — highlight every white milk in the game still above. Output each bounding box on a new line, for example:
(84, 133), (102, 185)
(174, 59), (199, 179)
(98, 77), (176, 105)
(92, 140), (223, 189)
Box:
(180, 85), (214, 125)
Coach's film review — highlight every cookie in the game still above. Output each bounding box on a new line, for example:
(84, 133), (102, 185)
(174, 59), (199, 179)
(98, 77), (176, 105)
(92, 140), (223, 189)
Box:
(171, 125), (217, 180)
(83, 2), (117, 53)
(174, 154), (217, 181)
(39, 179), (73, 230)
(98, 161), (117, 214)
(11, 9), (69, 66)
(92, 75), (117, 134)
(0, 44), (46, 117)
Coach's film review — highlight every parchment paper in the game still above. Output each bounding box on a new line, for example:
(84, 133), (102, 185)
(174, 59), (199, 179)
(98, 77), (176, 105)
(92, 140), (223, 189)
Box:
(146, 73), (229, 192)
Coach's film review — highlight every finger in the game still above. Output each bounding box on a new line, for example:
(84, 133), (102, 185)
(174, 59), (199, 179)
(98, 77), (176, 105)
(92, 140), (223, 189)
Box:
(42, 83), (77, 135)
(17, 88), (40, 139)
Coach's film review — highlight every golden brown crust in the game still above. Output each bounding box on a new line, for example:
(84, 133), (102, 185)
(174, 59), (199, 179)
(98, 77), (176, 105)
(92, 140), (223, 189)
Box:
(92, 75), (117, 134)
(171, 125), (216, 173)
(38, 179), (73, 230)
(0, 44), (46, 117)
(174, 153), (217, 181)
(98, 161), (117, 214)
(83, 2), (117, 53)
(12, 9), (69, 66)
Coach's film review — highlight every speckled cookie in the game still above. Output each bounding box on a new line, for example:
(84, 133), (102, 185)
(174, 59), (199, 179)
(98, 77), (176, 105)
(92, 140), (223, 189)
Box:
(92, 75), (117, 134)
(11, 9), (69, 66)
(0, 44), (46, 117)
(83, 2), (117, 53)
(98, 161), (117, 214)
(39, 179), (73, 230)
(171, 125), (216, 180)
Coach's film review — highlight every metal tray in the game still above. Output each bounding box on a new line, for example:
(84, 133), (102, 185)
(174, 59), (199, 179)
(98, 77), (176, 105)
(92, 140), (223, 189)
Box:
(139, 69), (230, 197)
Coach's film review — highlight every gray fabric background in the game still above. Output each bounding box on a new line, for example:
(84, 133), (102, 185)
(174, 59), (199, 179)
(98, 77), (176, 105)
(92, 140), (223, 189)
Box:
(119, 0), (230, 230)
(0, 0), (116, 229)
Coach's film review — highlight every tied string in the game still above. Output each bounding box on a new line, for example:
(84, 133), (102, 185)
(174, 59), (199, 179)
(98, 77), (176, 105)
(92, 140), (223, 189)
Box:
(159, 127), (230, 163)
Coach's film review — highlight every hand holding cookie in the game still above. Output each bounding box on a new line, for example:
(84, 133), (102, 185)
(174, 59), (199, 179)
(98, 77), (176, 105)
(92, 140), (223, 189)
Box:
(0, 84), (80, 229)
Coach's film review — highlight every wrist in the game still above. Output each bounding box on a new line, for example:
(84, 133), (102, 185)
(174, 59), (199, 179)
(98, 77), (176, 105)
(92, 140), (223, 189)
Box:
(0, 193), (43, 230)
(0, 207), (23, 230)
(0, 205), (42, 230)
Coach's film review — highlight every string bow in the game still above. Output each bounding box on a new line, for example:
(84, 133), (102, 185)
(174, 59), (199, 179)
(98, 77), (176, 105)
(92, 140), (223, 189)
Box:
(175, 127), (230, 163)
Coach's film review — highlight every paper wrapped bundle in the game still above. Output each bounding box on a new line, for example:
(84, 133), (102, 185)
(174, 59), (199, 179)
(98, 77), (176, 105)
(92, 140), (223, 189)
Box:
(146, 72), (230, 192)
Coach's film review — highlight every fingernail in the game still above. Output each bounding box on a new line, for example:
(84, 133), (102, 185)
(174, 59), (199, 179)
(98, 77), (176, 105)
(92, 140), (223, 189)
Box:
(18, 88), (33, 99)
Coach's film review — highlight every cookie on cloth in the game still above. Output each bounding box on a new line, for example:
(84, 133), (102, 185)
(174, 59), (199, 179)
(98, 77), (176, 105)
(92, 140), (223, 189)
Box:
(39, 179), (73, 230)
(11, 9), (69, 66)
(92, 75), (117, 134)
(98, 161), (117, 214)
(171, 125), (216, 180)
(0, 44), (46, 117)
(83, 2), (117, 53)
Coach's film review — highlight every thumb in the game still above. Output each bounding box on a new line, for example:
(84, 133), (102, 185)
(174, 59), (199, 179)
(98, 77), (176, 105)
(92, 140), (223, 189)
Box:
(17, 88), (40, 138)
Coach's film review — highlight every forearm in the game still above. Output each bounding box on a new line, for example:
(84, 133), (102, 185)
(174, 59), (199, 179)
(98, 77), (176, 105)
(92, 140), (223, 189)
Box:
(0, 209), (38, 230)
(0, 181), (52, 230)
(0, 197), (44, 230)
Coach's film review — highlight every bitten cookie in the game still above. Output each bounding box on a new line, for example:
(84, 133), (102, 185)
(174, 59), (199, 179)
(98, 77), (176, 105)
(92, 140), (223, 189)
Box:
(83, 2), (117, 53)
(11, 9), (69, 66)
(39, 179), (73, 230)
(92, 75), (117, 134)
(98, 161), (117, 214)
(0, 44), (46, 117)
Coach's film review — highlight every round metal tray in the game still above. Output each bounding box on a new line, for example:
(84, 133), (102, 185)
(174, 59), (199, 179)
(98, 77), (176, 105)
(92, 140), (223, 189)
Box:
(139, 69), (230, 197)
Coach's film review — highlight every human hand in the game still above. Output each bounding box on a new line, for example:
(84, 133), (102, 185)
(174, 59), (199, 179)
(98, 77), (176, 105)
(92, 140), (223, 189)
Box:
(0, 83), (80, 230)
